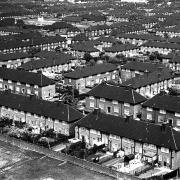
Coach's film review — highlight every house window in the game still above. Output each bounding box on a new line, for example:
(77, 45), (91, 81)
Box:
(114, 106), (119, 113)
(147, 113), (152, 120)
(124, 108), (129, 116)
(100, 98), (105, 102)
(89, 96), (94, 100)
(107, 107), (111, 113)
(86, 81), (90, 86)
(16, 87), (20, 92)
(112, 74), (116, 79)
(160, 110), (166, 114)
(161, 147), (169, 153)
(158, 115), (165, 123)
(99, 78), (103, 83)
(90, 101), (95, 108)
(35, 91), (39, 96)
(9, 85), (13, 90)
(99, 103), (104, 109)
(27, 89), (31, 94)
(91, 80), (94, 86)
(96, 78), (99, 84)
(107, 76), (110, 81)
(159, 155), (162, 161)
(177, 120), (180, 126)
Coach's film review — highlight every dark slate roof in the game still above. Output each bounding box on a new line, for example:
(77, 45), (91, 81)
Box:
(87, 82), (147, 105)
(122, 68), (173, 89)
(62, 16), (82, 23)
(104, 44), (138, 53)
(64, 63), (118, 79)
(141, 41), (180, 50)
(142, 94), (180, 113)
(122, 61), (164, 72)
(77, 111), (180, 150)
(0, 68), (54, 87)
(0, 91), (83, 123)
(0, 52), (30, 62)
(20, 57), (70, 71)
(117, 33), (165, 42)
(35, 51), (75, 60)
(71, 33), (89, 42)
(0, 35), (66, 51)
(70, 41), (99, 52)
(85, 24), (110, 32)
(96, 36), (117, 43)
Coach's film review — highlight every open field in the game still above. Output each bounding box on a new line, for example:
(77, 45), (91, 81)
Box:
(0, 140), (115, 180)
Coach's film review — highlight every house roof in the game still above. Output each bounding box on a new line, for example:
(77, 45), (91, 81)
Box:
(116, 33), (165, 42)
(20, 55), (71, 71)
(96, 36), (117, 43)
(77, 111), (180, 151)
(142, 93), (180, 113)
(0, 52), (30, 62)
(71, 33), (89, 42)
(85, 24), (110, 32)
(0, 67), (54, 87)
(0, 35), (66, 51)
(70, 41), (99, 52)
(104, 44), (138, 53)
(64, 63), (118, 79)
(0, 91), (83, 123)
(62, 16), (82, 23)
(141, 41), (180, 50)
(121, 61), (164, 72)
(35, 51), (75, 60)
(86, 82), (147, 105)
(122, 68), (173, 89)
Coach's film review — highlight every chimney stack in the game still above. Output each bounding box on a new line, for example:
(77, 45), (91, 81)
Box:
(125, 115), (133, 123)
(144, 69), (149, 78)
(93, 108), (101, 115)
(161, 122), (168, 132)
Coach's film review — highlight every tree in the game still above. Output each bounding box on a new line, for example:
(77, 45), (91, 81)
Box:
(0, 18), (15, 27)
(83, 52), (93, 62)
(16, 19), (25, 28)
(28, 47), (41, 57)
(149, 51), (162, 61)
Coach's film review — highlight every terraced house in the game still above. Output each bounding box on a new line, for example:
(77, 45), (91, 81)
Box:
(122, 68), (174, 98)
(0, 91), (83, 136)
(141, 93), (180, 129)
(121, 61), (164, 82)
(0, 52), (31, 68)
(0, 35), (67, 53)
(104, 44), (139, 57)
(76, 110), (180, 169)
(63, 63), (119, 93)
(20, 51), (75, 73)
(0, 67), (55, 100)
(140, 41), (180, 55)
(116, 34), (165, 46)
(85, 82), (147, 119)
(70, 41), (100, 58)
